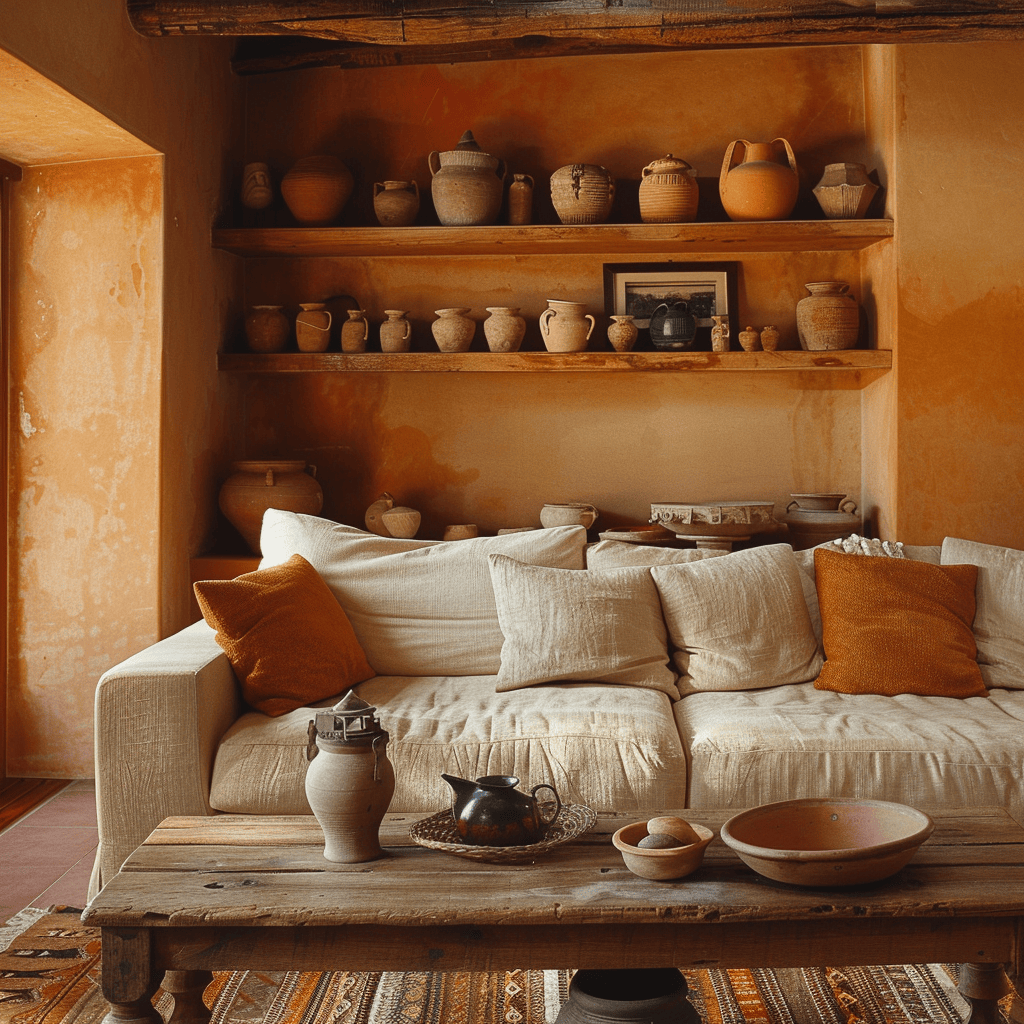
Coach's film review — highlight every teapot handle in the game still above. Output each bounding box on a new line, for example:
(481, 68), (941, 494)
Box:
(531, 784), (561, 825)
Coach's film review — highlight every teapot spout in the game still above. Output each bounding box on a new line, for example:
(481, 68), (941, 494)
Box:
(441, 773), (477, 808)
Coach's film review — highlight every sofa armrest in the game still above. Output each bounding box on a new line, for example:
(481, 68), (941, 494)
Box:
(89, 620), (242, 898)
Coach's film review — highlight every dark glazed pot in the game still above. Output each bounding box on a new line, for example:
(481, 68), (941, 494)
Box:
(649, 301), (697, 350)
(441, 773), (560, 846)
(554, 969), (700, 1024)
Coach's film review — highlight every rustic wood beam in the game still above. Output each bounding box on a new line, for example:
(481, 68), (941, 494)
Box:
(126, 1), (1024, 72)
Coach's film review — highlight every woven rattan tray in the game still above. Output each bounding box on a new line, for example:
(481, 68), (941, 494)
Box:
(408, 803), (597, 863)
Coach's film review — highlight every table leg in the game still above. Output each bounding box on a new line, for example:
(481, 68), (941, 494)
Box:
(162, 970), (214, 1024)
(958, 963), (1014, 1024)
(100, 928), (162, 1024)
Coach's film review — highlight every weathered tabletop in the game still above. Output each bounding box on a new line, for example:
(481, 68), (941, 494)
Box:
(83, 807), (1024, 1024)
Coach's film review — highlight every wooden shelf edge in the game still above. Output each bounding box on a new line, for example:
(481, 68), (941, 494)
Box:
(212, 220), (894, 258)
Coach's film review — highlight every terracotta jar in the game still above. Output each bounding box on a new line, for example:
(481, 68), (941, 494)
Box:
(483, 307), (526, 353)
(539, 299), (595, 353)
(281, 155), (354, 226)
(340, 309), (369, 353)
(507, 173), (534, 225)
(218, 460), (323, 554)
(796, 281), (861, 350)
(432, 307), (476, 352)
(373, 180), (420, 227)
(813, 162), (880, 219)
(428, 130), (506, 227)
(649, 301), (697, 350)
(244, 305), (289, 353)
(720, 139), (799, 221)
(295, 303), (332, 353)
(379, 310), (412, 353)
(550, 164), (615, 225)
(639, 154), (699, 224)
(760, 325), (781, 351)
(739, 325), (761, 352)
(607, 314), (638, 352)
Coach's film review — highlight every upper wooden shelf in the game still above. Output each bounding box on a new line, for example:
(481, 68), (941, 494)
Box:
(211, 220), (893, 259)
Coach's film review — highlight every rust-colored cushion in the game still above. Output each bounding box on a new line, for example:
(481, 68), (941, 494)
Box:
(813, 547), (986, 698)
(194, 553), (375, 717)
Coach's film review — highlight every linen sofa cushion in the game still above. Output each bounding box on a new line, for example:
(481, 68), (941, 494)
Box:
(941, 536), (1024, 690)
(813, 547), (986, 698)
(258, 510), (587, 677)
(487, 555), (679, 698)
(193, 553), (375, 717)
(585, 541), (723, 569)
(209, 674), (689, 817)
(650, 544), (822, 695)
(675, 682), (1024, 824)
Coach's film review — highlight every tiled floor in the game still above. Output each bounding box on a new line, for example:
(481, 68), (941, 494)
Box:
(0, 779), (97, 925)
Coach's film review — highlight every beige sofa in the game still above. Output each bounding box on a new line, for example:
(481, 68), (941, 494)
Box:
(89, 511), (1024, 898)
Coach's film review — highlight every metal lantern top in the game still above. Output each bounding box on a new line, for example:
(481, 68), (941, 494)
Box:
(307, 692), (387, 757)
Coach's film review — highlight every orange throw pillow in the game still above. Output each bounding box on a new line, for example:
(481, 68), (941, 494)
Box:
(813, 547), (986, 698)
(194, 553), (375, 717)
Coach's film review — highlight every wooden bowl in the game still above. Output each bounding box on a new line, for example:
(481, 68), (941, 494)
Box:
(612, 820), (714, 881)
(721, 798), (934, 887)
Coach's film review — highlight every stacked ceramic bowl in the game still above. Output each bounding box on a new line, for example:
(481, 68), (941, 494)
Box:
(781, 493), (861, 550)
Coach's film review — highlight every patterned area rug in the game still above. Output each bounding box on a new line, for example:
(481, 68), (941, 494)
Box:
(0, 907), (1013, 1024)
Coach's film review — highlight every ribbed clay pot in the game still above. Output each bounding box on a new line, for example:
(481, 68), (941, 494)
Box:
(507, 173), (534, 225)
(483, 307), (526, 352)
(380, 310), (412, 353)
(796, 281), (861, 350)
(432, 307), (476, 352)
(373, 180), (420, 227)
(607, 315), (638, 352)
(639, 154), (699, 224)
(813, 162), (880, 219)
(295, 303), (332, 353)
(281, 155), (354, 226)
(340, 309), (369, 353)
(720, 139), (799, 221)
(218, 460), (323, 554)
(428, 130), (506, 227)
(244, 305), (289, 353)
(550, 164), (615, 225)
(539, 299), (595, 353)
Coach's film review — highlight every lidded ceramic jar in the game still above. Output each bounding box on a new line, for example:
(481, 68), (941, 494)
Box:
(304, 692), (395, 863)
(649, 301), (697, 351)
(218, 460), (323, 554)
(295, 303), (332, 353)
(380, 310), (412, 353)
(719, 139), (799, 221)
(607, 315), (638, 352)
(428, 130), (506, 227)
(508, 173), (534, 225)
(738, 326), (761, 352)
(483, 307), (526, 352)
(341, 309), (369, 353)
(796, 282), (861, 350)
(639, 154), (699, 224)
(373, 180), (420, 227)
(813, 162), (880, 219)
(281, 155), (354, 225)
(760, 325), (780, 351)
(244, 305), (289, 353)
(550, 164), (615, 225)
(432, 308), (476, 352)
(539, 299), (595, 353)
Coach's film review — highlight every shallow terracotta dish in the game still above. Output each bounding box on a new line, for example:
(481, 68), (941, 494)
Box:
(720, 798), (934, 887)
(612, 820), (714, 881)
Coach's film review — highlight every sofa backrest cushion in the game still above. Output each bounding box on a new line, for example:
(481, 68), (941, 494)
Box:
(650, 544), (822, 695)
(941, 536), (1024, 690)
(259, 511), (587, 677)
(488, 554), (680, 698)
(586, 541), (724, 569)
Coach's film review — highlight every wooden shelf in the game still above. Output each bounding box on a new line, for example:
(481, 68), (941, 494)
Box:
(212, 220), (893, 258)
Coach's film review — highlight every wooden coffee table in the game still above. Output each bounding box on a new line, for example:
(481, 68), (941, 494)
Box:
(82, 807), (1023, 1024)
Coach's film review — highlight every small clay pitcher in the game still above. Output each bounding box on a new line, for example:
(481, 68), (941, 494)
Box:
(639, 154), (699, 224)
(428, 130), (506, 227)
(341, 309), (369, 353)
(380, 310), (412, 353)
(244, 305), (289, 353)
(539, 299), (595, 353)
(432, 308), (476, 352)
(720, 139), (800, 221)
(540, 502), (599, 529)
(295, 303), (332, 353)
(507, 173), (534, 225)
(441, 773), (561, 846)
(483, 307), (526, 352)
(373, 180), (420, 227)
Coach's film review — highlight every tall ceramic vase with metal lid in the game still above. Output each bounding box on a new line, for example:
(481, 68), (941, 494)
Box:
(428, 130), (506, 226)
(304, 692), (396, 863)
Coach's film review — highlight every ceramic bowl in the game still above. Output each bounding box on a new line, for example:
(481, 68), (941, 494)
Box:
(789, 492), (847, 512)
(649, 500), (776, 538)
(720, 798), (934, 887)
(612, 820), (714, 881)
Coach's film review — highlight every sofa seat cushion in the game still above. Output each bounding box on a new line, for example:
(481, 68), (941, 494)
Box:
(210, 674), (688, 817)
(676, 683), (1024, 822)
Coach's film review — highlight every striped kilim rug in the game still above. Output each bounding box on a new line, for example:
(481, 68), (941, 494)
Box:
(0, 907), (1012, 1024)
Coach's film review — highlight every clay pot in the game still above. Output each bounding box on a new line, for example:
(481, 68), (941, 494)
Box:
(711, 315), (730, 352)
(341, 309), (369, 353)
(364, 492), (395, 535)
(649, 301), (697, 351)
(540, 502), (599, 529)
(295, 303), (332, 353)
(281, 155), (354, 226)
(241, 162), (273, 211)
(432, 308), (476, 352)
(760, 325), (781, 351)
(508, 173), (534, 225)
(244, 305), (289, 353)
(550, 164), (615, 225)
(782, 498), (861, 550)
(607, 315), (638, 352)
(380, 310), (412, 353)
(554, 968), (697, 1024)
(381, 505), (421, 538)
(813, 162), (880, 219)
(443, 524), (478, 541)
(373, 180), (420, 227)
(539, 299), (595, 353)
(720, 139), (800, 221)
(796, 281), (861, 350)
(483, 307), (526, 353)
(428, 130), (506, 227)
(739, 326), (761, 352)
(218, 460), (323, 554)
(639, 154), (699, 224)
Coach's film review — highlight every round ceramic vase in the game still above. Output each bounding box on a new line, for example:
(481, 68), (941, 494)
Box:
(432, 308), (476, 352)
(739, 326), (761, 352)
(244, 305), (289, 353)
(760, 325), (781, 351)
(428, 130), (506, 227)
(295, 303), (332, 353)
(607, 315), (638, 352)
(796, 281), (861, 350)
(550, 164), (615, 225)
(373, 180), (420, 227)
(639, 154), (699, 224)
(483, 307), (526, 352)
(720, 139), (800, 221)
(539, 299), (595, 352)
(281, 155), (354, 226)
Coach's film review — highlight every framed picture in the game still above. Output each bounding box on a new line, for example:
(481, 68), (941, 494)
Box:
(603, 261), (739, 349)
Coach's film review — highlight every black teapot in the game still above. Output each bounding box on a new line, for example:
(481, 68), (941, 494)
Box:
(441, 773), (561, 846)
(649, 300), (697, 350)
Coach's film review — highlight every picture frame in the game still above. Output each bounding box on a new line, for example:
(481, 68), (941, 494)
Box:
(602, 261), (739, 350)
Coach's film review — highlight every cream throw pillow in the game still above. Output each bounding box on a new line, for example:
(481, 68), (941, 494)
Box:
(487, 554), (680, 698)
(941, 537), (1024, 690)
(259, 510), (587, 677)
(650, 543), (823, 695)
